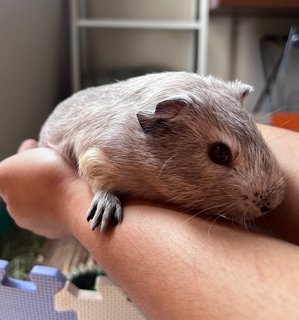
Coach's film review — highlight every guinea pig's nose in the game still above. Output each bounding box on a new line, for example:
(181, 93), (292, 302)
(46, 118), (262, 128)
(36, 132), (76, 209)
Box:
(253, 192), (273, 214)
(260, 206), (271, 214)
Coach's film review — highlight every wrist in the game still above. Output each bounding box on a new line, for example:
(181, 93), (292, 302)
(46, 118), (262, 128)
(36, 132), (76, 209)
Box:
(62, 179), (93, 238)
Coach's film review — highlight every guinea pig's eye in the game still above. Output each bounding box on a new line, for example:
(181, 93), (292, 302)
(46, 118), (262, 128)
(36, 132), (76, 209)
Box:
(208, 143), (232, 167)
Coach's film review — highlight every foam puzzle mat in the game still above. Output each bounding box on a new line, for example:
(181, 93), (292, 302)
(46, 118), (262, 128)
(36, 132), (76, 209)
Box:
(0, 259), (145, 320)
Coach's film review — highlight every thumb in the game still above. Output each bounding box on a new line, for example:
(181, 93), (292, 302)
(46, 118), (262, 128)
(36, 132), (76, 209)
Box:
(17, 139), (38, 153)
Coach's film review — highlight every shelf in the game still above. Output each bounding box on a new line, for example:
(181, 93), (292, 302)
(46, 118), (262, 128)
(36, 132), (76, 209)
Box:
(70, 0), (209, 92)
(77, 18), (202, 30)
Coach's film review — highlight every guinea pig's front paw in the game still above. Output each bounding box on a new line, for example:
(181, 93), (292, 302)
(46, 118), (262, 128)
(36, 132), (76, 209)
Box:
(86, 191), (122, 233)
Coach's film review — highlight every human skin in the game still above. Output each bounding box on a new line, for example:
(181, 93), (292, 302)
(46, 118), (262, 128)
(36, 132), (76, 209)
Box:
(0, 124), (299, 319)
(255, 124), (299, 244)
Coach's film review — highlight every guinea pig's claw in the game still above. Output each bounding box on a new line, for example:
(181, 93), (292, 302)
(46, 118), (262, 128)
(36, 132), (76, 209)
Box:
(114, 205), (123, 224)
(86, 191), (123, 232)
(86, 202), (96, 222)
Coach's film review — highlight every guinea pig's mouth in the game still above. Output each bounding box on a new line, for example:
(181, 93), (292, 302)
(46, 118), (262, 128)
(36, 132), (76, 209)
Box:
(260, 205), (272, 214)
(217, 203), (275, 223)
(233, 177), (286, 222)
(228, 201), (281, 223)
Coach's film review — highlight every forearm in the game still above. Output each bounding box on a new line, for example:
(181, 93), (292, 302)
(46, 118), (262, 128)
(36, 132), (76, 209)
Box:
(69, 200), (299, 320)
(1, 127), (299, 320)
(257, 124), (299, 244)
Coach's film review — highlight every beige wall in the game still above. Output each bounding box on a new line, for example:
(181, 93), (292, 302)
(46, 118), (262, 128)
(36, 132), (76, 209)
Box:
(0, 0), (69, 160)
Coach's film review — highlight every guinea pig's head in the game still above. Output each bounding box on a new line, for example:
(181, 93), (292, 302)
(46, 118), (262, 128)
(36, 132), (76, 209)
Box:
(137, 75), (285, 222)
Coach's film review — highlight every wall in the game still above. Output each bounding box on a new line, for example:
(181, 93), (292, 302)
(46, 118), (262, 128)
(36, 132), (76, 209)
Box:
(0, 0), (69, 160)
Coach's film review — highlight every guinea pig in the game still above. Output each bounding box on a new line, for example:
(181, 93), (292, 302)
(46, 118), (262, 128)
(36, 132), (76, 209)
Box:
(39, 72), (285, 232)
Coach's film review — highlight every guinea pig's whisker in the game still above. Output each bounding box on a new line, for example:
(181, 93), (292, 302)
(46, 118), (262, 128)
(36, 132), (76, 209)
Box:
(279, 117), (295, 129)
(181, 209), (210, 224)
(182, 202), (229, 224)
(207, 214), (227, 237)
(183, 201), (237, 224)
(246, 216), (259, 232)
(212, 201), (239, 218)
(241, 208), (250, 232)
(158, 156), (175, 178)
(207, 204), (239, 236)
(260, 107), (284, 120)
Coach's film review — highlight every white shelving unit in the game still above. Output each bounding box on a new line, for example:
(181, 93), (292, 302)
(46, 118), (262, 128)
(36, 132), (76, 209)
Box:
(69, 0), (209, 92)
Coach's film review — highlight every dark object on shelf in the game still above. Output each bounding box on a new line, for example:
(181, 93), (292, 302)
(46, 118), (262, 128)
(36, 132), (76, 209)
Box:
(271, 26), (299, 112)
(218, 0), (299, 9)
(253, 26), (299, 113)
(0, 200), (14, 236)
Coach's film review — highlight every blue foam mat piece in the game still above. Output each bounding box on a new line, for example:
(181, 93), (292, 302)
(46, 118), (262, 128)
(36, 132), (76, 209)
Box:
(0, 259), (77, 320)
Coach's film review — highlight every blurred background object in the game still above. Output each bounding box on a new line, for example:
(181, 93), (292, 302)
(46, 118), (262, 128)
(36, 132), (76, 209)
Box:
(271, 26), (299, 112)
(270, 26), (299, 130)
(216, 0), (299, 9)
(0, 200), (14, 236)
(253, 26), (299, 130)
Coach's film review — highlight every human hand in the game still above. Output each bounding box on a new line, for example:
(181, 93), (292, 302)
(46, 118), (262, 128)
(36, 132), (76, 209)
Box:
(0, 140), (92, 238)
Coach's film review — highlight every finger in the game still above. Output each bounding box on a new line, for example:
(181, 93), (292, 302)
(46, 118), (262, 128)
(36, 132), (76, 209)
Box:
(17, 139), (38, 153)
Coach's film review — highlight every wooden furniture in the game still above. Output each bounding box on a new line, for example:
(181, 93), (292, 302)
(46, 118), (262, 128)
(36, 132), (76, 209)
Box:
(218, 0), (299, 9)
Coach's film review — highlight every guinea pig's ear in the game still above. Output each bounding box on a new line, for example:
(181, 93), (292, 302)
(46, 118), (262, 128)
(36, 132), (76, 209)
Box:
(230, 80), (254, 102)
(137, 98), (190, 134)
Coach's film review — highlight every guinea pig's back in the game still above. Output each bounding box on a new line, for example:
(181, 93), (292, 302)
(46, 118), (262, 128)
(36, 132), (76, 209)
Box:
(39, 84), (132, 161)
(39, 72), (207, 162)
(39, 73), (167, 156)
